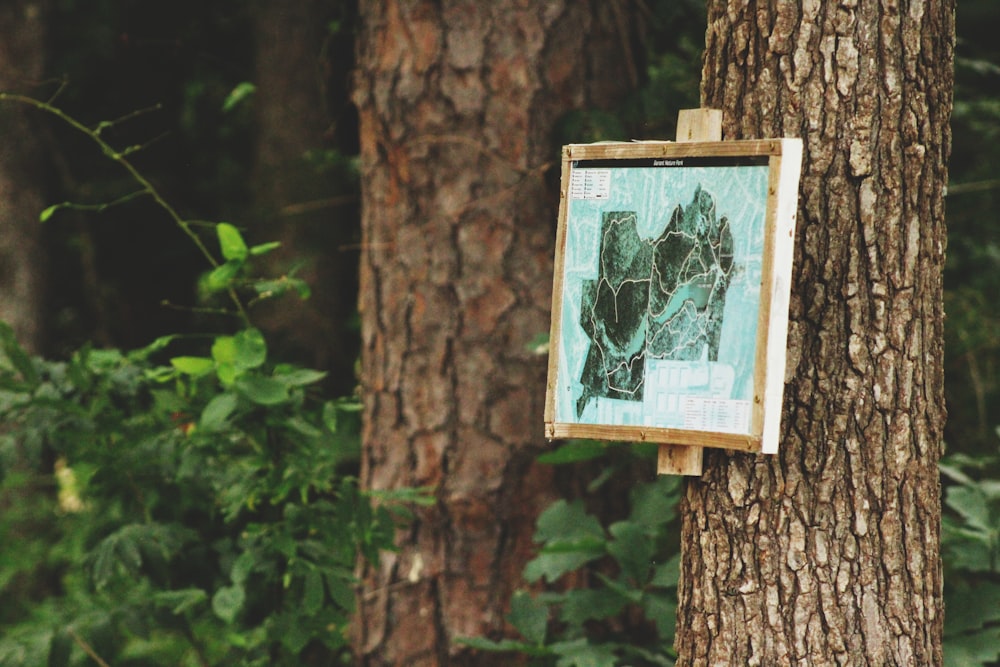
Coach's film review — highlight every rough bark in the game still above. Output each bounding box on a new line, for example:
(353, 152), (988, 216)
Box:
(352, 1), (639, 664)
(676, 1), (954, 665)
(0, 1), (46, 352)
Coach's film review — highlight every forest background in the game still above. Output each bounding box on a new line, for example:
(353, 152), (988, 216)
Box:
(0, 0), (999, 665)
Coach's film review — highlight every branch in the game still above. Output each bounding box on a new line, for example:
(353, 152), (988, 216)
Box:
(67, 628), (112, 667)
(0, 92), (250, 325)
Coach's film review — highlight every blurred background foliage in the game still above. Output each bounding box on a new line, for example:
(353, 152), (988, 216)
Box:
(1, 0), (999, 664)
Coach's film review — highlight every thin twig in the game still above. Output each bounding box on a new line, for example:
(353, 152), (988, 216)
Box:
(160, 300), (245, 317)
(93, 103), (163, 135)
(947, 178), (1000, 195)
(280, 194), (358, 216)
(0, 92), (251, 325)
(67, 628), (112, 667)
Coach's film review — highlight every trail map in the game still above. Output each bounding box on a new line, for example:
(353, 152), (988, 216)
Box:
(554, 156), (770, 434)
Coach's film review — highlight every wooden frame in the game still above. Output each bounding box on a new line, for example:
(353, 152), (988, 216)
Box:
(544, 138), (802, 455)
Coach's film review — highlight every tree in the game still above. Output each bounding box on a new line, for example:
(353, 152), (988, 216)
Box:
(352, 1), (642, 663)
(675, 1), (954, 665)
(249, 0), (361, 388)
(0, 1), (46, 353)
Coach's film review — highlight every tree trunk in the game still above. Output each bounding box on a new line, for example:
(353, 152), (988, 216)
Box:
(676, 1), (954, 665)
(352, 1), (640, 664)
(251, 0), (359, 386)
(0, 1), (46, 353)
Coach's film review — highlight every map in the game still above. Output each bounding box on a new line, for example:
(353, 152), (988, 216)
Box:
(554, 155), (770, 434)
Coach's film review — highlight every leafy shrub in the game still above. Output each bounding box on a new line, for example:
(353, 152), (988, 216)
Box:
(941, 444), (1000, 666)
(462, 442), (682, 667)
(0, 285), (397, 666)
(472, 439), (1000, 667)
(0, 94), (405, 666)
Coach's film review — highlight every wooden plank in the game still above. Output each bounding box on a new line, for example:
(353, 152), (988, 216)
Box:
(659, 443), (703, 476)
(655, 109), (721, 476)
(546, 422), (761, 452)
(564, 138), (784, 161)
(676, 107), (722, 143)
(544, 148), (573, 425)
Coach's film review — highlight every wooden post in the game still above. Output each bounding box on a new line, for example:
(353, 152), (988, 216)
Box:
(655, 108), (722, 476)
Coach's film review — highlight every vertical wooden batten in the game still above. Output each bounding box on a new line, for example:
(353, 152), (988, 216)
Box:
(654, 108), (722, 476)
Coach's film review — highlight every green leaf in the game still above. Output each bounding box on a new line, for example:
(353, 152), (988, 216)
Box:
(234, 328), (267, 369)
(947, 485), (993, 533)
(230, 551), (255, 585)
(943, 624), (1000, 666)
(92, 540), (115, 590)
(200, 392), (238, 431)
(216, 363), (237, 386)
(39, 203), (62, 222)
(649, 553), (681, 588)
(302, 568), (324, 615)
(206, 260), (241, 291)
(153, 588), (208, 615)
(212, 336), (236, 365)
(535, 500), (605, 543)
(607, 520), (654, 584)
(941, 462), (977, 487)
(941, 520), (994, 572)
(525, 500), (608, 582)
(274, 368), (326, 387)
(212, 330), (267, 382)
(508, 591), (548, 646)
(642, 589), (678, 640)
(551, 638), (620, 667)
(289, 277), (311, 299)
(558, 588), (628, 627)
(524, 542), (606, 583)
(286, 416), (323, 438)
(222, 82), (256, 112)
(0, 322), (38, 385)
(170, 356), (214, 377)
(595, 572), (643, 604)
(945, 581), (1000, 636)
(130, 334), (179, 361)
(217, 222), (248, 261)
(629, 475), (682, 528)
(235, 375), (290, 405)
(456, 636), (550, 656)
(83, 348), (123, 372)
(212, 584), (245, 624)
(322, 401), (339, 432)
(211, 336), (237, 384)
(249, 241), (281, 256)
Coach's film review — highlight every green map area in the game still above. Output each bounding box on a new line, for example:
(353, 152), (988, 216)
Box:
(576, 187), (734, 417)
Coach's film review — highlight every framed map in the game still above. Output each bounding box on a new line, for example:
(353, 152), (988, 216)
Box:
(544, 139), (802, 454)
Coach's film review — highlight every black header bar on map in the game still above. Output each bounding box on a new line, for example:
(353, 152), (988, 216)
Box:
(571, 155), (770, 169)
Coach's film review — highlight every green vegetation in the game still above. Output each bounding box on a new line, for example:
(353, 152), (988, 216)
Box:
(0, 0), (999, 665)
(462, 443), (682, 667)
(0, 96), (405, 666)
